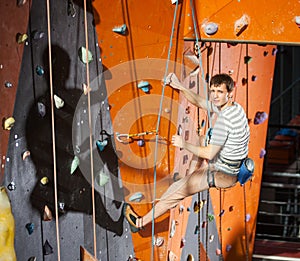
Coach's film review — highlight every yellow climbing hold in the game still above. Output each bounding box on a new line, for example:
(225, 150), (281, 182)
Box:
(3, 117), (15, 130)
(0, 187), (17, 261)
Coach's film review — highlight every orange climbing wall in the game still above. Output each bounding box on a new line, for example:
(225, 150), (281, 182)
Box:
(0, 1), (30, 184)
(93, 1), (185, 260)
(184, 0), (300, 45)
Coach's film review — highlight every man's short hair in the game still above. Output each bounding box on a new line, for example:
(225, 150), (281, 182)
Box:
(210, 74), (234, 92)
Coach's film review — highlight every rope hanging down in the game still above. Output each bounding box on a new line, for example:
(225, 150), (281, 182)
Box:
(189, 0), (215, 260)
(83, 0), (97, 258)
(46, 0), (61, 260)
(151, 1), (179, 260)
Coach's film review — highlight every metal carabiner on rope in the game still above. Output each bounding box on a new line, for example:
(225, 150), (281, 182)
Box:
(115, 130), (157, 143)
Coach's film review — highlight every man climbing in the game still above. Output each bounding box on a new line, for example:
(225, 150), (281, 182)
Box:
(124, 73), (250, 232)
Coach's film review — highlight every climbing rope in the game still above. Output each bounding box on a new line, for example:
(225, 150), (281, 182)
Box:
(189, 0), (215, 260)
(243, 44), (250, 261)
(151, 1), (179, 260)
(83, 0), (97, 257)
(46, 0), (61, 260)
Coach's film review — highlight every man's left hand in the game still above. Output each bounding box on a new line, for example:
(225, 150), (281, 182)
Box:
(172, 135), (184, 149)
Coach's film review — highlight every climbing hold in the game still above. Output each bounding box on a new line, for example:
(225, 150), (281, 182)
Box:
(242, 78), (248, 85)
(234, 14), (249, 36)
(112, 24), (127, 35)
(170, 220), (176, 238)
(35, 65), (44, 76)
(245, 213), (251, 222)
(219, 209), (225, 217)
(25, 223), (34, 235)
(259, 148), (266, 158)
(54, 94), (64, 109)
(96, 170), (109, 186)
(177, 124), (182, 135)
(185, 106), (190, 114)
(78, 47), (93, 64)
(173, 172), (180, 182)
(4, 81), (12, 88)
(22, 150), (30, 160)
(7, 182), (16, 191)
(70, 156), (80, 174)
(194, 225), (200, 234)
(202, 221), (207, 228)
(182, 116), (189, 123)
(17, 0), (27, 6)
(187, 254), (194, 261)
(37, 102), (46, 117)
(58, 202), (65, 213)
(82, 83), (91, 95)
(137, 80), (150, 93)
(251, 75), (257, 82)
(244, 55), (252, 64)
(171, 0), (178, 4)
(263, 51), (269, 57)
(43, 240), (53, 255)
(164, 108), (171, 113)
(227, 227), (232, 231)
(180, 238), (186, 248)
(184, 130), (189, 141)
(204, 22), (218, 35)
(40, 177), (49, 185)
(67, 0), (76, 17)
(229, 205), (234, 212)
(28, 257), (37, 261)
(193, 201), (203, 213)
(43, 205), (52, 221)
(129, 192), (143, 202)
(16, 33), (28, 44)
(155, 236), (164, 247)
(209, 234), (214, 242)
(295, 16), (300, 28)
(254, 111), (268, 125)
(208, 213), (215, 222)
(226, 244), (232, 252)
(228, 70), (234, 75)
(179, 205), (185, 214)
(96, 139), (108, 152)
(183, 155), (188, 164)
(272, 48), (278, 56)
(137, 139), (145, 147)
(32, 30), (45, 40)
(216, 248), (222, 256)
(3, 117), (15, 130)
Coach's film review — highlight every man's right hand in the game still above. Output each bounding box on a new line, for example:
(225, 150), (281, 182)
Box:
(164, 73), (183, 91)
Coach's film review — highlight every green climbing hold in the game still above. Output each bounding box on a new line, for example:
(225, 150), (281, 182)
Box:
(71, 156), (80, 174)
(208, 213), (215, 222)
(78, 47), (93, 64)
(96, 170), (109, 186)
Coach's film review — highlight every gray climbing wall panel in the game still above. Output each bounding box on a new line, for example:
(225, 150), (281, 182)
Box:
(4, 0), (135, 260)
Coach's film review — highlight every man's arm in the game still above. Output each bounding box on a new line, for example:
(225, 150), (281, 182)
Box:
(172, 134), (221, 160)
(165, 73), (209, 110)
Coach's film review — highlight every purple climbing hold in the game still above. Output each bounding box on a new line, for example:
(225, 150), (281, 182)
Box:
(254, 111), (268, 125)
(245, 213), (251, 222)
(259, 148), (266, 158)
(226, 244), (232, 252)
(137, 139), (145, 147)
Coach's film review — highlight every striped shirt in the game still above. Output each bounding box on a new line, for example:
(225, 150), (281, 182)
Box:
(209, 102), (250, 175)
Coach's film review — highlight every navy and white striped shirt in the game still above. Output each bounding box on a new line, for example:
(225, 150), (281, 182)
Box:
(209, 102), (250, 175)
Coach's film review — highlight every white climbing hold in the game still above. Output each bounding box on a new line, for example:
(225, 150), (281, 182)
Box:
(54, 94), (64, 109)
(170, 220), (176, 238)
(129, 192), (143, 202)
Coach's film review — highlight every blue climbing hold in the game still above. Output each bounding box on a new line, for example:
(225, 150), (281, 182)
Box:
(129, 192), (144, 202)
(138, 80), (150, 93)
(26, 223), (34, 235)
(36, 66), (44, 76)
(96, 139), (108, 152)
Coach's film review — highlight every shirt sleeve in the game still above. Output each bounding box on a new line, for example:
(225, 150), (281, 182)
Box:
(209, 113), (228, 146)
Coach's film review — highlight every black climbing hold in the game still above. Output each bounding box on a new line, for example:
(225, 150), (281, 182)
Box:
(43, 240), (53, 255)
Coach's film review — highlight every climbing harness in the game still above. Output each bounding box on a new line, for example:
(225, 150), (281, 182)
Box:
(116, 130), (157, 143)
(46, 0), (61, 260)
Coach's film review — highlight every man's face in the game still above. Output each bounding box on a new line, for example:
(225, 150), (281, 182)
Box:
(209, 83), (231, 108)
